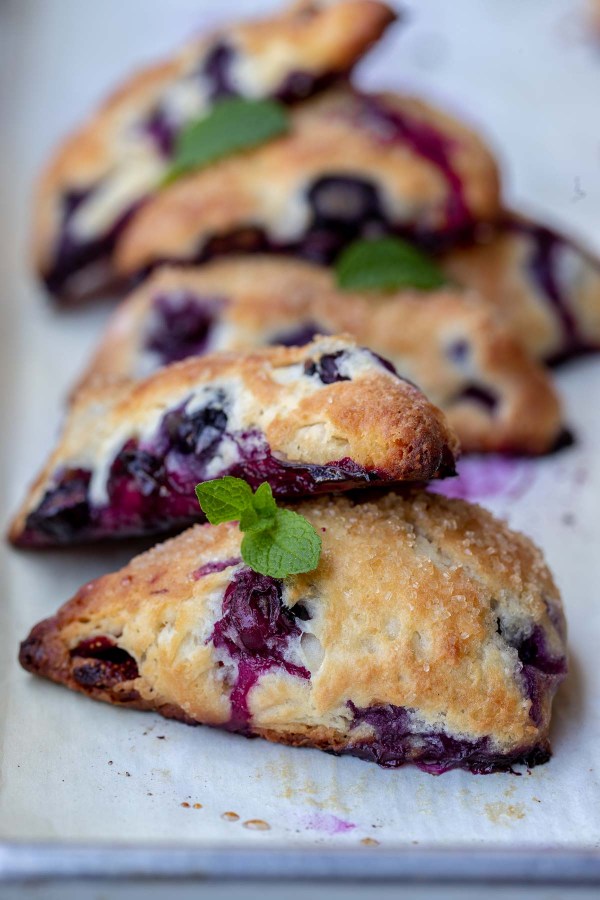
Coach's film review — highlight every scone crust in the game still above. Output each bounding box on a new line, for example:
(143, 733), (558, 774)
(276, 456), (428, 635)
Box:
(114, 86), (500, 277)
(79, 257), (562, 454)
(20, 491), (567, 765)
(9, 336), (459, 545)
(33, 0), (396, 283)
(443, 219), (600, 363)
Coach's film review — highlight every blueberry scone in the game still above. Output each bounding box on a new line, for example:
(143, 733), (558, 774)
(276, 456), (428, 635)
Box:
(114, 86), (500, 281)
(9, 337), (458, 547)
(442, 217), (600, 364)
(78, 258), (562, 455)
(33, 0), (396, 299)
(19, 491), (567, 774)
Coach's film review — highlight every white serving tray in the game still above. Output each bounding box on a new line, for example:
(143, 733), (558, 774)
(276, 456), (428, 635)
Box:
(1, 0), (599, 889)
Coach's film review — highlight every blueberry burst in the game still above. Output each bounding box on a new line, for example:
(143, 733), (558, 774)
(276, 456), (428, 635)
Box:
(19, 491), (566, 774)
(9, 337), (458, 547)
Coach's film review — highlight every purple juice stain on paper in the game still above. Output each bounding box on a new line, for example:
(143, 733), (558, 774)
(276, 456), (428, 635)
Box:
(429, 456), (536, 503)
(301, 812), (356, 835)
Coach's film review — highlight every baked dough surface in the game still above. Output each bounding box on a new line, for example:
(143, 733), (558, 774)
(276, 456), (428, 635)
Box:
(443, 219), (600, 364)
(10, 336), (459, 546)
(32, 0), (396, 295)
(114, 87), (500, 278)
(20, 490), (567, 773)
(78, 257), (562, 454)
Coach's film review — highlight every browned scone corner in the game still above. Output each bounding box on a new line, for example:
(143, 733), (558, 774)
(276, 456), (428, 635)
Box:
(19, 606), (196, 726)
(19, 491), (567, 774)
(9, 336), (459, 548)
(33, 0), (397, 300)
(75, 257), (564, 456)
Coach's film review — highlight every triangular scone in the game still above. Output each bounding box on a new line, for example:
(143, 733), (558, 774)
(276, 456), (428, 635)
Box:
(442, 216), (600, 364)
(19, 491), (567, 774)
(34, 0), (396, 299)
(78, 258), (563, 455)
(9, 337), (458, 547)
(114, 87), (500, 281)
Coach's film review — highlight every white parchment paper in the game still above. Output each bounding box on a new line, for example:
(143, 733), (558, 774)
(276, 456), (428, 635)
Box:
(0, 0), (599, 850)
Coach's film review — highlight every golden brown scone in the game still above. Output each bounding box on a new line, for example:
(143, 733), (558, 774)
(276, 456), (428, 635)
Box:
(34, 0), (396, 299)
(442, 217), (600, 364)
(78, 258), (563, 455)
(114, 86), (500, 280)
(9, 336), (458, 547)
(19, 490), (567, 774)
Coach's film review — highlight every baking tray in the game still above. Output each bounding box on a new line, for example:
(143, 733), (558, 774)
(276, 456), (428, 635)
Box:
(1, 0), (599, 889)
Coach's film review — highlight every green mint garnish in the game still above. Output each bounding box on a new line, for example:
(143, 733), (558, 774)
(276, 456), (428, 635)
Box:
(195, 477), (321, 579)
(162, 98), (289, 184)
(335, 237), (447, 292)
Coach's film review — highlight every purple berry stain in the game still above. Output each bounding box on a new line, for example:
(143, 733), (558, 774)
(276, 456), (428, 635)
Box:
(269, 321), (326, 347)
(344, 702), (552, 774)
(301, 812), (356, 835)
(456, 385), (498, 412)
(142, 107), (177, 157)
(358, 96), (469, 233)
(201, 42), (238, 101)
(430, 456), (536, 504)
(303, 351), (349, 384)
(46, 188), (142, 297)
(497, 623), (567, 727)
(210, 569), (309, 730)
(18, 425), (381, 546)
(145, 292), (225, 365)
(192, 558), (242, 580)
(523, 223), (583, 361)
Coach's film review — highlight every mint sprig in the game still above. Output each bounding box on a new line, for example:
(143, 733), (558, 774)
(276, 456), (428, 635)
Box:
(162, 98), (289, 185)
(335, 237), (447, 292)
(195, 477), (321, 579)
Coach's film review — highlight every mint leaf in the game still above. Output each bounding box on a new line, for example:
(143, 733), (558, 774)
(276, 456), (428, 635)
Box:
(240, 481), (277, 532)
(195, 477), (321, 578)
(335, 237), (446, 292)
(195, 476), (253, 525)
(163, 98), (289, 184)
(241, 509), (321, 578)
(238, 505), (259, 532)
(253, 482), (277, 518)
